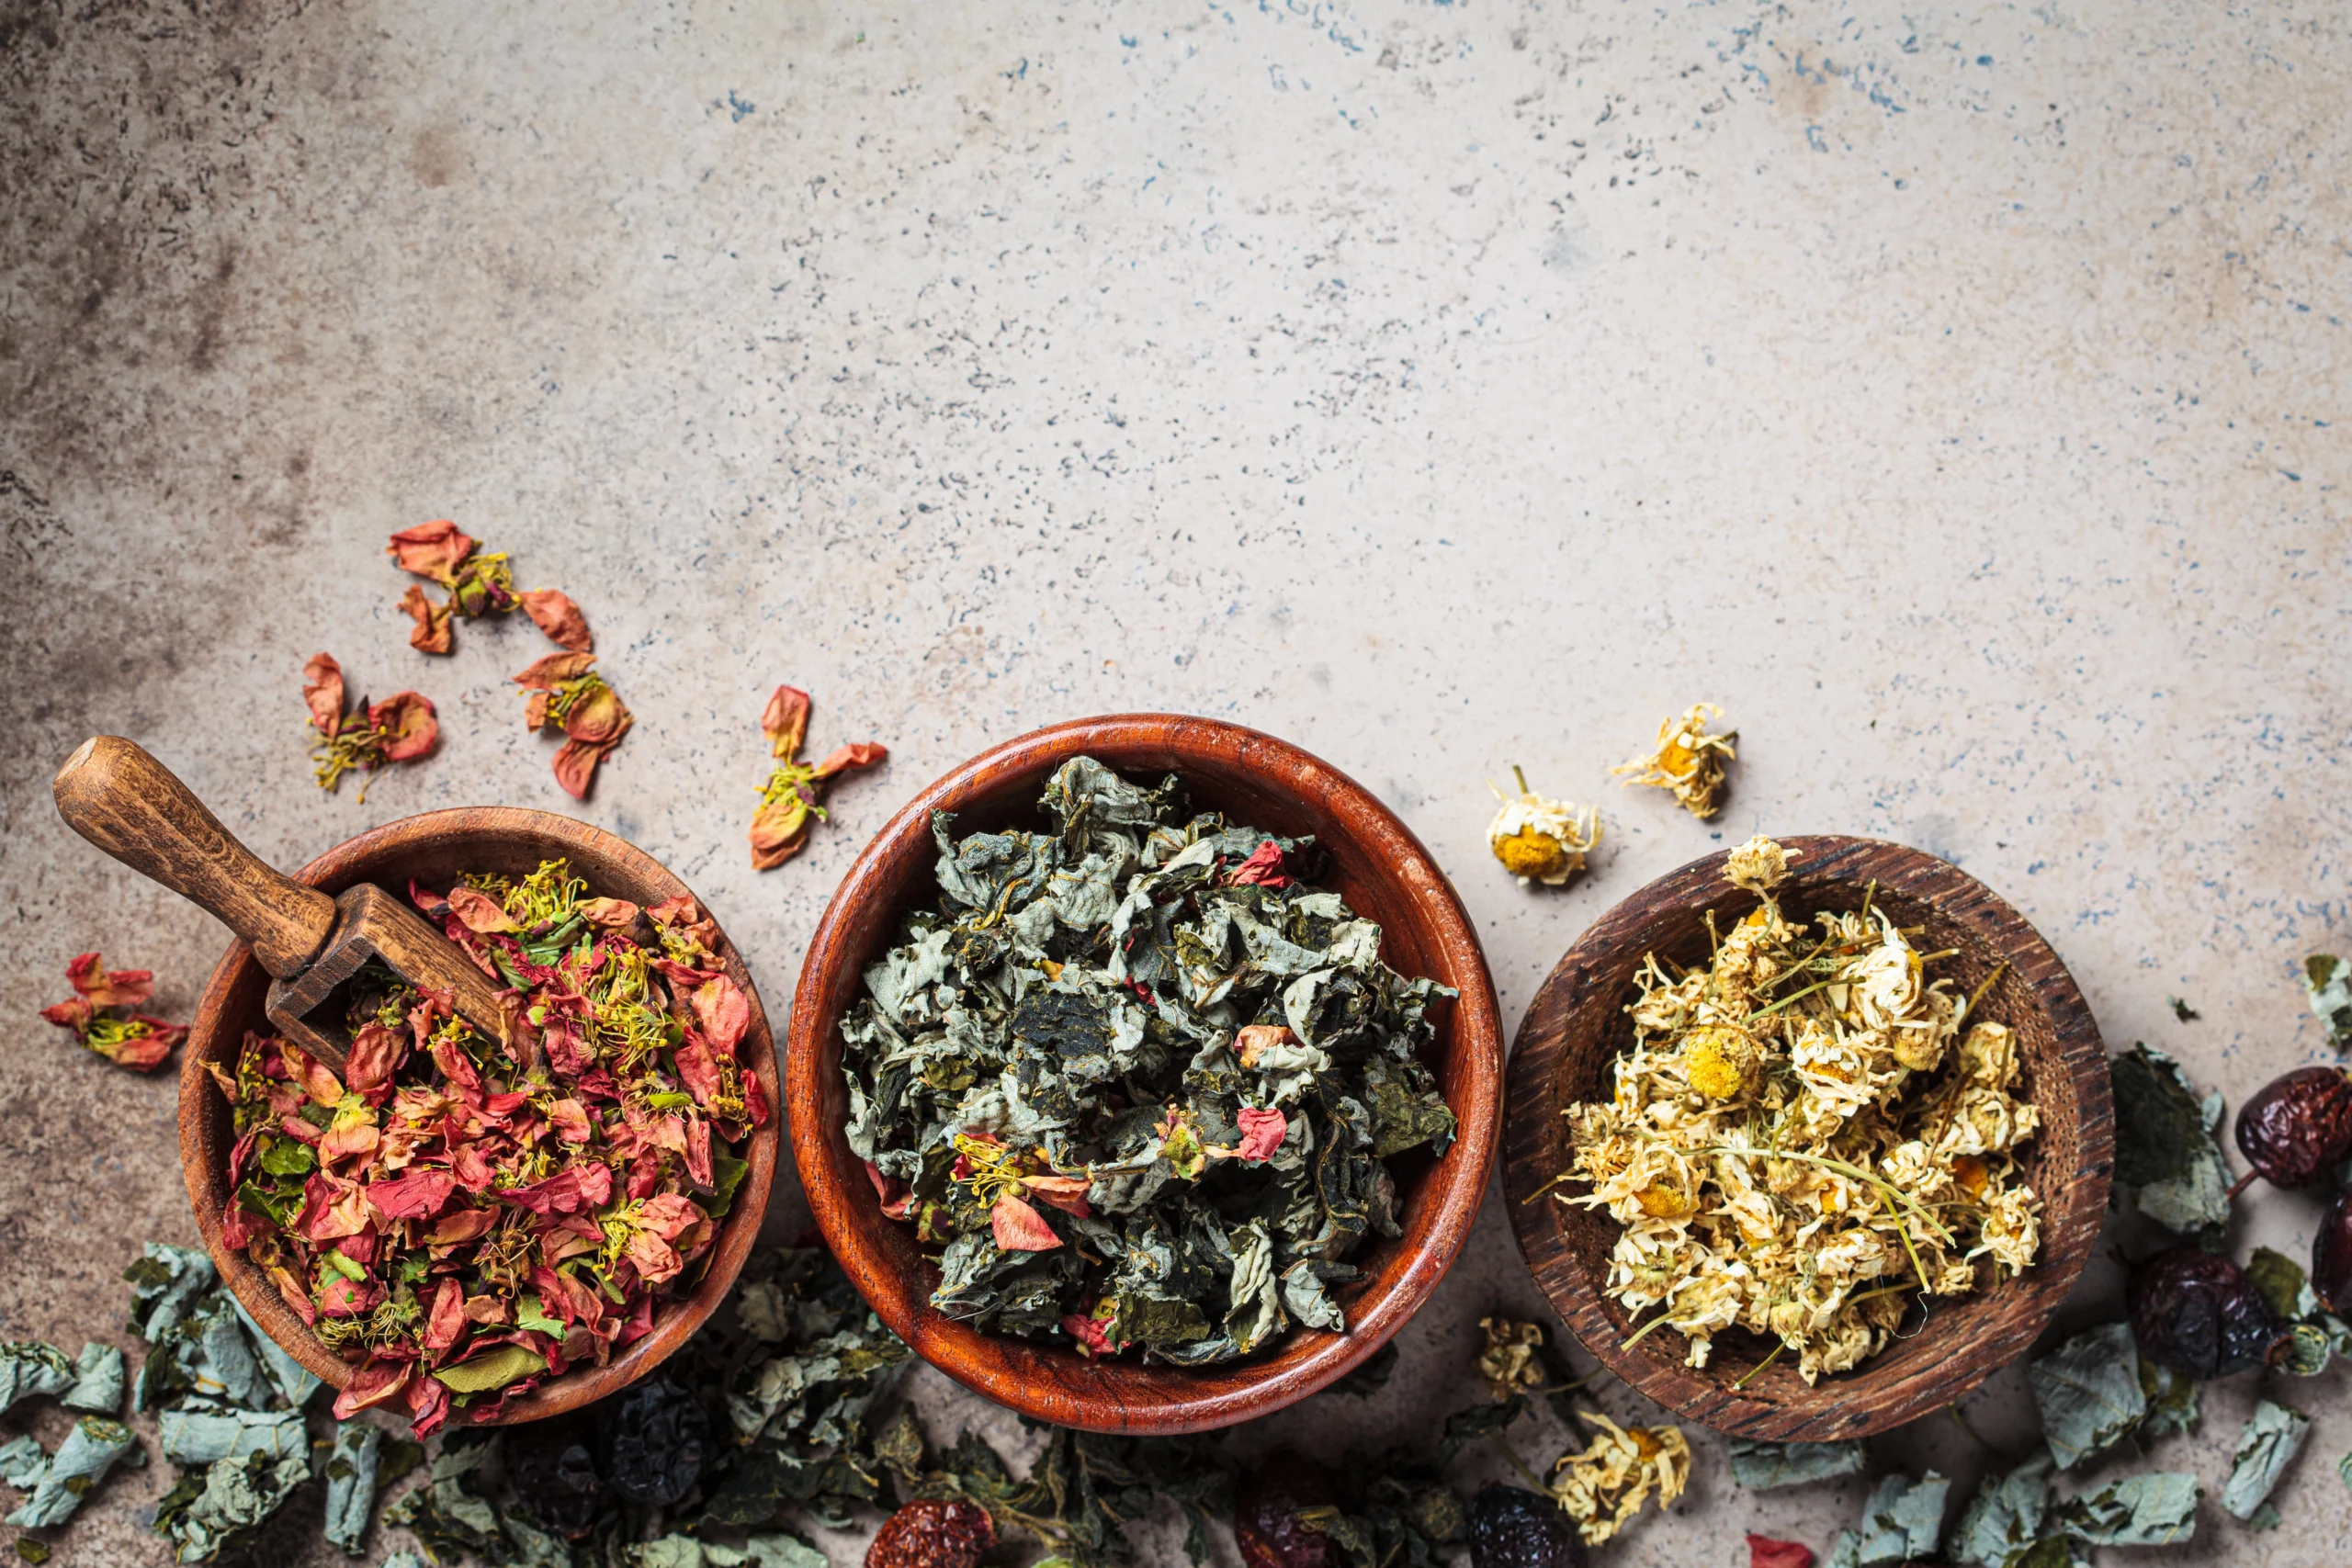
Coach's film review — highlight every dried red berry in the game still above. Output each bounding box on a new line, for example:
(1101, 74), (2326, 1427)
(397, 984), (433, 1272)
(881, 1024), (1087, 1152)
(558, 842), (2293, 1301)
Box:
(1236, 1450), (1342, 1568)
(866, 1499), (994, 1568)
(2314, 1188), (2352, 1315)
(2235, 1066), (2352, 1189)
(1470, 1484), (1587, 1568)
(2128, 1246), (2287, 1378)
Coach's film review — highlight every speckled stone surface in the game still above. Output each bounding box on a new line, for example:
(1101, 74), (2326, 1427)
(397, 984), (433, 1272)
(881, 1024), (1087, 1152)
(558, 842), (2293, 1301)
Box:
(4, 1), (2348, 1563)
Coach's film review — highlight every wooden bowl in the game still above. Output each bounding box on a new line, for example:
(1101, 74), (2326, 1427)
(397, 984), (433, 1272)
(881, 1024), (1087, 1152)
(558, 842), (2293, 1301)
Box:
(179, 807), (781, 1425)
(1503, 835), (2112, 1440)
(787, 714), (1502, 1434)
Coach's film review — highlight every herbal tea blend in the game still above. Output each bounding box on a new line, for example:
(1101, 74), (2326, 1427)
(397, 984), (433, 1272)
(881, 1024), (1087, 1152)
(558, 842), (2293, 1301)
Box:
(1560, 837), (2042, 1383)
(301, 652), (437, 798)
(205, 861), (763, 1437)
(40, 951), (187, 1073)
(749, 684), (887, 870)
(389, 520), (592, 656)
(841, 756), (1458, 1363)
(515, 652), (635, 799)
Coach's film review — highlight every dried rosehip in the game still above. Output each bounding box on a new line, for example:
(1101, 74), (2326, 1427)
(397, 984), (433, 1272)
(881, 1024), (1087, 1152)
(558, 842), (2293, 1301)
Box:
(865, 1498), (994, 1568)
(1236, 1450), (1342, 1568)
(2234, 1066), (2352, 1190)
(600, 1379), (708, 1506)
(504, 1413), (605, 1539)
(1470, 1483), (1588, 1568)
(2314, 1188), (2352, 1315)
(2128, 1246), (2288, 1379)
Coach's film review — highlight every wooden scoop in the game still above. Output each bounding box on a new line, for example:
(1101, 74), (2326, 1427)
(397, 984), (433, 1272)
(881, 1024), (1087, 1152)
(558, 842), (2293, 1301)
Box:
(52, 736), (508, 1072)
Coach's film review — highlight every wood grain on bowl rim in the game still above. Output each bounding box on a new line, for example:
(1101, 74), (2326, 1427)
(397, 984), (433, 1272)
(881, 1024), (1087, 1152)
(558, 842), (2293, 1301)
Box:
(1503, 834), (2113, 1441)
(177, 806), (781, 1425)
(787, 713), (1502, 1434)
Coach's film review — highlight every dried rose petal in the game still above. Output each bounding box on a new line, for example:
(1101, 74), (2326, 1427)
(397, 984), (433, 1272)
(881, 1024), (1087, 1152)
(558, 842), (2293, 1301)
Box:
(1747, 1538), (1814, 1568)
(303, 653), (346, 737)
(1022, 1172), (1092, 1218)
(332, 1356), (413, 1418)
(552, 737), (619, 800)
(749, 793), (814, 871)
(762, 685), (811, 759)
(812, 740), (888, 779)
(561, 681), (629, 745)
(990, 1191), (1064, 1251)
(96, 1021), (182, 1072)
(446, 886), (519, 934)
(399, 583), (456, 655)
(1235, 1107), (1287, 1163)
(1227, 840), (1292, 888)
(578, 897), (640, 929)
(514, 651), (598, 690)
(66, 951), (155, 1010)
(369, 692), (439, 761)
(388, 520), (476, 585)
(689, 976), (751, 1055)
(517, 588), (593, 652)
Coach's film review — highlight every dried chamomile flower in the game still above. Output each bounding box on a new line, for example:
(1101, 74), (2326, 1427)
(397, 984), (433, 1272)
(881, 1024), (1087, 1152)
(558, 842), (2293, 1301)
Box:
(749, 685), (888, 869)
(40, 952), (185, 1072)
(1548, 1414), (1690, 1545)
(1487, 767), (1600, 886)
(1613, 703), (1736, 818)
(1477, 1315), (1547, 1403)
(301, 653), (438, 800)
(388, 521), (593, 656)
(514, 652), (632, 799)
(1725, 834), (1796, 893)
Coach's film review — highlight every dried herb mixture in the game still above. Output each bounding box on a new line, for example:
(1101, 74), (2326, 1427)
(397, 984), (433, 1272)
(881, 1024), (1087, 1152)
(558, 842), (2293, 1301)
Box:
(1561, 836), (2042, 1382)
(390, 520), (592, 657)
(749, 685), (887, 870)
(302, 652), (438, 798)
(841, 756), (1458, 1363)
(40, 951), (186, 1073)
(205, 861), (763, 1437)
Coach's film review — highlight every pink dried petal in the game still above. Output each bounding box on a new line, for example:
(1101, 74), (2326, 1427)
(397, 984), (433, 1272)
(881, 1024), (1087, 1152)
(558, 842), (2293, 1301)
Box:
(388, 520), (476, 584)
(761, 685), (811, 759)
(513, 651), (597, 690)
(689, 976), (751, 1056)
(749, 792), (813, 870)
(445, 886), (518, 934)
(67, 952), (155, 1009)
(302, 653), (346, 737)
(810, 740), (888, 779)
(1022, 1172), (1093, 1218)
(1227, 840), (1292, 888)
(400, 584), (455, 655)
(369, 692), (439, 761)
(1747, 1539), (1815, 1568)
(551, 737), (617, 800)
(517, 587), (593, 651)
(1235, 1107), (1288, 1163)
(990, 1192), (1064, 1251)
(332, 1356), (413, 1418)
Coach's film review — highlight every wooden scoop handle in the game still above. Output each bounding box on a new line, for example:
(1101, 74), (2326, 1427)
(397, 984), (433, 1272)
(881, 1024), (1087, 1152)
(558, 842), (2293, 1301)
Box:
(53, 736), (338, 980)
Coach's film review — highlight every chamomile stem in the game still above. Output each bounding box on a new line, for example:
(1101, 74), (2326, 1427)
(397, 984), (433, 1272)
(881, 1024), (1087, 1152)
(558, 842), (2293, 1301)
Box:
(1489, 1436), (1549, 1492)
(1747, 976), (1838, 1021)
(1513, 764), (1532, 795)
(1732, 1341), (1785, 1390)
(1621, 1308), (1677, 1350)
(1962, 960), (2011, 1024)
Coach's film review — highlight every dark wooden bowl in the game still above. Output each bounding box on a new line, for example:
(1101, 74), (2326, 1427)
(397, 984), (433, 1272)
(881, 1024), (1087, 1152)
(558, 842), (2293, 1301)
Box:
(787, 714), (1502, 1433)
(179, 807), (780, 1425)
(1504, 835), (2112, 1440)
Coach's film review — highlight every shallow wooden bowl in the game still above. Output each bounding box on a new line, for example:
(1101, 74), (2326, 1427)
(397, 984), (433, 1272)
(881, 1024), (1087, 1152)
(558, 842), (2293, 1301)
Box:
(788, 714), (1502, 1434)
(1504, 835), (2111, 1440)
(180, 807), (781, 1425)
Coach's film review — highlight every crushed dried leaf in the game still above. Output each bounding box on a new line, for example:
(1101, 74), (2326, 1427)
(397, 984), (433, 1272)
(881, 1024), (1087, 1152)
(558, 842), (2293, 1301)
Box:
(749, 685), (888, 869)
(41, 952), (186, 1072)
(1476, 1315), (1547, 1403)
(1612, 703), (1736, 818)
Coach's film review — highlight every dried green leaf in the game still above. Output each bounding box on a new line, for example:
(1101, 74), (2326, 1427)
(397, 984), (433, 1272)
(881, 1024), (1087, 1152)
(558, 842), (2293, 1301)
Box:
(2305, 954), (2352, 1049)
(2109, 1045), (2233, 1234)
(1727, 1438), (1867, 1490)
(7, 1416), (137, 1529)
(1951, 1450), (2052, 1568)
(2029, 1322), (2145, 1471)
(1854, 1472), (1949, 1564)
(2246, 1246), (2321, 1321)
(0, 1344), (75, 1418)
(322, 1420), (382, 1555)
(2222, 1399), (2309, 1522)
(431, 1344), (546, 1393)
(60, 1342), (124, 1415)
(2055, 1471), (2198, 1545)
(2135, 1353), (2199, 1438)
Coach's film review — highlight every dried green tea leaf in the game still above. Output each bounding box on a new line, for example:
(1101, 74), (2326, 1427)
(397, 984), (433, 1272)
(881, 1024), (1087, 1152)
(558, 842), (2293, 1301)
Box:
(379, 1555), (424, 1568)
(0, 1343), (75, 1417)
(431, 1344), (547, 1393)
(158, 1446), (311, 1562)
(0, 1434), (50, 1491)
(2247, 1246), (2322, 1322)
(6, 1416), (137, 1529)
(841, 756), (1455, 1364)
(158, 1407), (306, 1465)
(2245, 1501), (2282, 1530)
(322, 1420), (382, 1556)
(2029, 1322), (2146, 1471)
(2339, 1450), (2352, 1499)
(124, 1243), (217, 1344)
(2305, 954), (2352, 1049)
(2136, 1354), (2199, 1438)
(1727, 1438), (1867, 1490)
(2055, 1471), (2198, 1546)
(231, 1298), (321, 1410)
(2109, 1045), (2233, 1233)
(1854, 1472), (1949, 1564)
(61, 1342), (124, 1415)
(1951, 1450), (2052, 1568)
(137, 1287), (271, 1415)
(2222, 1399), (2310, 1522)
(13, 1538), (50, 1564)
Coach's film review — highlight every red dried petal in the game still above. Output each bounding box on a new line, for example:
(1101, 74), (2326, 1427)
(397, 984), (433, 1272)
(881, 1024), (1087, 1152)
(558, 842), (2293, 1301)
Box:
(345, 1021), (408, 1100)
(424, 1277), (467, 1353)
(762, 685), (811, 759)
(1236, 1107), (1287, 1163)
(561, 684), (629, 747)
(551, 737), (616, 800)
(400, 583), (455, 655)
(811, 740), (888, 779)
(1022, 1173), (1092, 1218)
(749, 793), (813, 870)
(1227, 840), (1292, 888)
(369, 692), (439, 761)
(579, 897), (640, 929)
(66, 951), (155, 1009)
(388, 520), (476, 585)
(990, 1192), (1064, 1251)
(40, 996), (94, 1032)
(1747, 1537), (1815, 1568)
(446, 886), (519, 934)
(302, 653), (346, 737)
(332, 1356), (413, 1418)
(514, 651), (598, 690)
(95, 1022), (180, 1072)
(517, 588), (593, 652)
(689, 976), (751, 1055)
(367, 1167), (458, 1221)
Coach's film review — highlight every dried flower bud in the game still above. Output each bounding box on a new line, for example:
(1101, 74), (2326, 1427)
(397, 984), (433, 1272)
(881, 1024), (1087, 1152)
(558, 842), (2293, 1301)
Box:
(865, 1499), (995, 1568)
(1681, 1024), (1762, 1100)
(1487, 771), (1600, 886)
(1476, 1316), (1547, 1403)
(1724, 835), (1796, 893)
(1613, 703), (1736, 818)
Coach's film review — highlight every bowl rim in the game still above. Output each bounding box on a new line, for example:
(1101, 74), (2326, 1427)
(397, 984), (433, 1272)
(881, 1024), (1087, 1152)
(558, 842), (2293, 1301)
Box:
(177, 804), (781, 1426)
(786, 712), (1502, 1433)
(1501, 832), (2114, 1440)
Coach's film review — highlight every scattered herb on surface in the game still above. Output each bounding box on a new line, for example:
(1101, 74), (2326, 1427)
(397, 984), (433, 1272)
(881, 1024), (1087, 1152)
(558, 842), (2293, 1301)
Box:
(40, 951), (186, 1073)
(2233, 1065), (2352, 1192)
(303, 653), (438, 798)
(1725, 1438), (1865, 1490)
(2165, 995), (2199, 1022)
(1560, 836), (2041, 1382)
(1484, 768), (1599, 887)
(841, 755), (1457, 1364)
(2303, 953), (2352, 1050)
(1545, 1416), (1687, 1547)
(514, 652), (634, 798)
(2109, 1044), (2233, 1234)
(388, 521), (592, 656)
(1611, 703), (1736, 818)
(2222, 1399), (2309, 1525)
(750, 685), (888, 869)
(203, 863), (762, 1437)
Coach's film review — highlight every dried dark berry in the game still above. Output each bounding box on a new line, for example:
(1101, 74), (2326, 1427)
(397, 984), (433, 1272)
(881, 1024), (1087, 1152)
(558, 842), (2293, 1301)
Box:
(2128, 1246), (2287, 1378)
(1236, 1450), (1342, 1568)
(865, 1498), (995, 1568)
(2314, 1188), (2352, 1315)
(504, 1413), (605, 1540)
(600, 1379), (709, 1507)
(1469, 1483), (1587, 1568)
(2233, 1066), (2352, 1190)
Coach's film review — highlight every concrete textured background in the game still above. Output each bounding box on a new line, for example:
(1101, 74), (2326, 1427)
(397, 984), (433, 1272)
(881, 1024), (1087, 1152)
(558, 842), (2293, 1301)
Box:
(3, 0), (2348, 1562)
